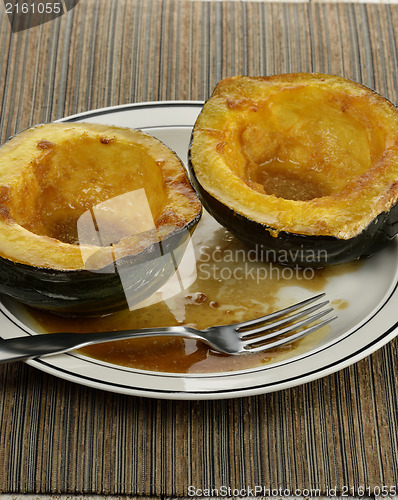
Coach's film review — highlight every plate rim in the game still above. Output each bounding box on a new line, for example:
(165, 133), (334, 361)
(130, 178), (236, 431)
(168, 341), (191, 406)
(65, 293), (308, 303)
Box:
(57, 100), (205, 124)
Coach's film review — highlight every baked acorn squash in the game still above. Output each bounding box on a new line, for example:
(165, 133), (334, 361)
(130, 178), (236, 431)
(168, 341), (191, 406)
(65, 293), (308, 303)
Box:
(0, 122), (201, 315)
(188, 73), (398, 267)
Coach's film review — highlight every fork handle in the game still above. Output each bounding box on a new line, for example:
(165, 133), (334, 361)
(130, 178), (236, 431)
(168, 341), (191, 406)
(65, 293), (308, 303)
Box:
(0, 327), (199, 364)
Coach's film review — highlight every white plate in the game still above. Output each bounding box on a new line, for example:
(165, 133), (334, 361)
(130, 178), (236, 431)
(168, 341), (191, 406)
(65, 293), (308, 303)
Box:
(1, 101), (398, 400)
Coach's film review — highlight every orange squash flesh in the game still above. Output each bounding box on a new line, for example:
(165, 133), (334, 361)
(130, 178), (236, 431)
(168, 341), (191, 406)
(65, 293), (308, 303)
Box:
(189, 74), (398, 266)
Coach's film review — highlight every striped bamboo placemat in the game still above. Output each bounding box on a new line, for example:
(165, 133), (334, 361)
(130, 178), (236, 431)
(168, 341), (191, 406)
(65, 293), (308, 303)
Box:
(0, 0), (398, 496)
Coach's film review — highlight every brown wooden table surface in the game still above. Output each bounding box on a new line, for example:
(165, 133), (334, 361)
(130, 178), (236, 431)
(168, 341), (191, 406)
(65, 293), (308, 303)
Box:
(0, 0), (398, 496)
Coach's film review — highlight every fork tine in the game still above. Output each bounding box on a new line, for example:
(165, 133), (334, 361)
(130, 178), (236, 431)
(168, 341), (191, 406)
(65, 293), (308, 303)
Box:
(241, 308), (335, 347)
(244, 315), (337, 353)
(235, 292), (326, 330)
(238, 300), (330, 337)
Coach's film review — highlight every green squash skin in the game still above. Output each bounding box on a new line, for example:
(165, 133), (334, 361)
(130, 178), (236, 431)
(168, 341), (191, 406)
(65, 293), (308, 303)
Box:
(187, 149), (398, 268)
(0, 122), (202, 316)
(0, 218), (200, 316)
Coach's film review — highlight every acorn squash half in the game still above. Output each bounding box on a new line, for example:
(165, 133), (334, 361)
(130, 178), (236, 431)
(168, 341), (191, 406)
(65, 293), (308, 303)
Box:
(188, 73), (398, 267)
(0, 122), (202, 315)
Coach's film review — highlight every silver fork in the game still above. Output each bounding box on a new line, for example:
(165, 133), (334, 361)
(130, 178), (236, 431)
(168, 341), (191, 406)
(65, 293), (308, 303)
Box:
(0, 293), (336, 363)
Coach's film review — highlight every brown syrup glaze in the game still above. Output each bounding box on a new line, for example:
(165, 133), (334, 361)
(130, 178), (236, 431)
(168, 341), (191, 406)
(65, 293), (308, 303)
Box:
(28, 214), (360, 373)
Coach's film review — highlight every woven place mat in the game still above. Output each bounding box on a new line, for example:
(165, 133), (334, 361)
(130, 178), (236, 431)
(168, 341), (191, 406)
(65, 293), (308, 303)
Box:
(0, 0), (398, 496)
